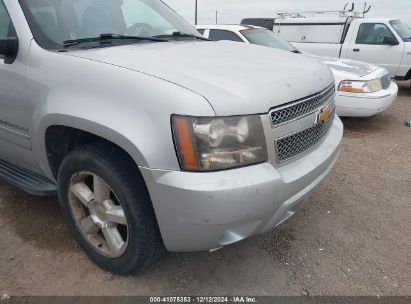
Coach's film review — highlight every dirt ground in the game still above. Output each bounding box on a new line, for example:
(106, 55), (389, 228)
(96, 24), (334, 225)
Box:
(0, 82), (410, 296)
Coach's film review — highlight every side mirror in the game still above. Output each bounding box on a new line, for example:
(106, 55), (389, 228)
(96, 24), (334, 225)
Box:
(383, 35), (399, 46)
(0, 37), (19, 64)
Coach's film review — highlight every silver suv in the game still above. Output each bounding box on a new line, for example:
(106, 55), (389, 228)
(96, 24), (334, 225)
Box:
(0, 0), (343, 274)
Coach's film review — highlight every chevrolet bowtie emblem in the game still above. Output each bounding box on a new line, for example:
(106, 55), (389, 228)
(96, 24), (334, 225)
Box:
(317, 106), (331, 124)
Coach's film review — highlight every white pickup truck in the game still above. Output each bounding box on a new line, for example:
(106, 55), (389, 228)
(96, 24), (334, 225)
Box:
(242, 16), (411, 82)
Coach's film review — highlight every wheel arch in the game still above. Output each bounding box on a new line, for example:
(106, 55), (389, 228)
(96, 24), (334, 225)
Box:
(39, 114), (148, 180)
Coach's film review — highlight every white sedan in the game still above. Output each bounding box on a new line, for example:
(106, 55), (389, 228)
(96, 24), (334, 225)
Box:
(197, 25), (398, 117)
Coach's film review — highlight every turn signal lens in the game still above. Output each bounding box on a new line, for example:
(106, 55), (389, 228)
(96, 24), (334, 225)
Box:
(172, 116), (198, 171)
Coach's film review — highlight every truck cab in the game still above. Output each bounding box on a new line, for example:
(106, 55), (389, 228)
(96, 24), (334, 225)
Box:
(340, 18), (411, 79)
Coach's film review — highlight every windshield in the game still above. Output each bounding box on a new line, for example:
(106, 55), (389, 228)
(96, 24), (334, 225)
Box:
(19, 0), (200, 50)
(240, 28), (300, 53)
(390, 20), (411, 41)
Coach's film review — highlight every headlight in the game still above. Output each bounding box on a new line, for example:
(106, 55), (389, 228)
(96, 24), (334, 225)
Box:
(338, 79), (383, 93)
(172, 115), (268, 171)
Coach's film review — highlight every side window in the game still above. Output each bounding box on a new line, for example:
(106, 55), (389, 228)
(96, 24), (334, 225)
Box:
(356, 23), (397, 45)
(209, 30), (243, 42)
(0, 0), (15, 39)
(197, 29), (205, 36)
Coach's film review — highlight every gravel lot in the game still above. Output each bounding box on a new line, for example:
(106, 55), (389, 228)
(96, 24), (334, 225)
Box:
(0, 82), (410, 296)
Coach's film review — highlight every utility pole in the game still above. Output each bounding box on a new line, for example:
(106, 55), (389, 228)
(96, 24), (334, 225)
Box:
(195, 0), (198, 25)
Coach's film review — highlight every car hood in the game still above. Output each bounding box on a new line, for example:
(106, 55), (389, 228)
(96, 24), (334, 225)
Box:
(306, 54), (379, 77)
(66, 41), (333, 115)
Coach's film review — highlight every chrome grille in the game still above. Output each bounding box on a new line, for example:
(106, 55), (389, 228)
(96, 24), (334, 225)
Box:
(380, 74), (391, 90)
(270, 83), (335, 127)
(275, 109), (335, 163)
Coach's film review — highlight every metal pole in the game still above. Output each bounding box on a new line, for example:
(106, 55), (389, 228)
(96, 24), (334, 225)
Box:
(195, 0), (198, 25)
(215, 11), (218, 24)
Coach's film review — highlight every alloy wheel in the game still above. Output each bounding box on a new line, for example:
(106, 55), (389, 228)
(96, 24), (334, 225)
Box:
(68, 172), (129, 258)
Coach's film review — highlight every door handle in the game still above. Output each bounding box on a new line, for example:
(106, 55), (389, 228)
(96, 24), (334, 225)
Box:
(353, 48), (360, 52)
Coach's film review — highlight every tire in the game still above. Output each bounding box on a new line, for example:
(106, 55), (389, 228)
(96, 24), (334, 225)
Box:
(57, 142), (163, 274)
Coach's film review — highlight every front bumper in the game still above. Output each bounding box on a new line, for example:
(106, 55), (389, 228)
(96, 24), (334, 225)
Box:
(141, 117), (343, 252)
(335, 81), (398, 117)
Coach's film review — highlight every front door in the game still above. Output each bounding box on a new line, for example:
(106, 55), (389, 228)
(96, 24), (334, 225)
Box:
(345, 22), (404, 76)
(0, 0), (34, 169)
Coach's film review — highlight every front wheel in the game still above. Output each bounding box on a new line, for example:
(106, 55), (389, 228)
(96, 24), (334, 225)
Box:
(57, 142), (163, 274)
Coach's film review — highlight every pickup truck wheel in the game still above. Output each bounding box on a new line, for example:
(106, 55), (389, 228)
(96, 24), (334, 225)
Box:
(57, 143), (162, 274)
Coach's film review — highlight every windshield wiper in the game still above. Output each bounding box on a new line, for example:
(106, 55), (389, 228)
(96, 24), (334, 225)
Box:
(63, 33), (167, 47)
(154, 31), (210, 41)
(99, 33), (168, 42)
(291, 49), (301, 54)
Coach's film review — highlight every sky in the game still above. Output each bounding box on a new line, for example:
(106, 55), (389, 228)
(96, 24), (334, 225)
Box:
(162, 0), (411, 26)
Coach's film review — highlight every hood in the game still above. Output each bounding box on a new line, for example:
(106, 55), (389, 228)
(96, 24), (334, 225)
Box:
(307, 55), (379, 77)
(66, 41), (333, 115)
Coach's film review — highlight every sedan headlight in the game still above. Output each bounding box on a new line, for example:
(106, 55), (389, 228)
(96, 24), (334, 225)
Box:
(172, 115), (268, 171)
(338, 79), (383, 93)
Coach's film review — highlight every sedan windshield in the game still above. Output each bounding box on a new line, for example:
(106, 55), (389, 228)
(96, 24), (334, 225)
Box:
(19, 0), (201, 50)
(390, 20), (411, 41)
(240, 28), (300, 53)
